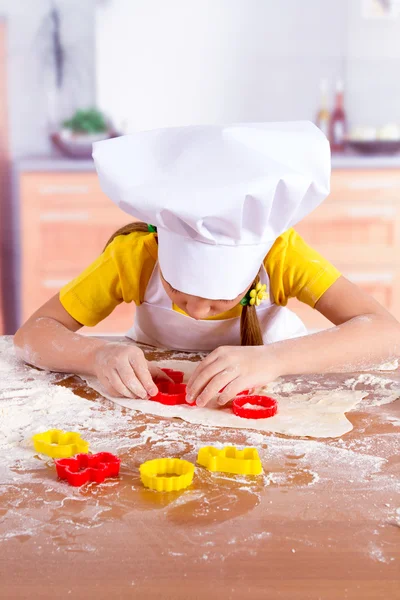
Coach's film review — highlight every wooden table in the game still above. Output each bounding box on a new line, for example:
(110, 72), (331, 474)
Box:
(0, 338), (399, 600)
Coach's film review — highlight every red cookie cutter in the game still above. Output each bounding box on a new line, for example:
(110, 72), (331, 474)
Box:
(55, 452), (121, 487)
(159, 368), (184, 384)
(232, 395), (278, 419)
(151, 382), (188, 406)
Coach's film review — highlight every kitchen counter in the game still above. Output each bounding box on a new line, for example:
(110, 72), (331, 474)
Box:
(1, 336), (399, 600)
(15, 151), (400, 172)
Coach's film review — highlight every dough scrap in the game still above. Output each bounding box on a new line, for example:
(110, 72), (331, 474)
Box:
(81, 359), (368, 439)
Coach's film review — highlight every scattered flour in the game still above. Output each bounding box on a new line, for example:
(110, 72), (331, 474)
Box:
(374, 359), (399, 371)
(369, 543), (395, 564)
(240, 403), (270, 411)
(266, 371), (400, 410)
(0, 336), (399, 565)
(266, 381), (298, 394)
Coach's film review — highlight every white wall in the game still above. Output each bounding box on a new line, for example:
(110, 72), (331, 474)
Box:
(345, 0), (400, 127)
(96, 0), (347, 132)
(2, 0), (399, 155)
(0, 0), (96, 157)
(0, 0), (97, 332)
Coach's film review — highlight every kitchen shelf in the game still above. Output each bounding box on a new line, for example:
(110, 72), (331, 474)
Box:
(16, 151), (400, 174)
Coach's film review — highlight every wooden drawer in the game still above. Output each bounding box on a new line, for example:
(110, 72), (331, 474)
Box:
(329, 170), (400, 203)
(38, 214), (129, 272)
(344, 268), (399, 314)
(20, 172), (112, 209)
(297, 198), (400, 266)
(291, 266), (400, 331)
(297, 168), (400, 268)
(21, 188), (131, 271)
(19, 171), (135, 329)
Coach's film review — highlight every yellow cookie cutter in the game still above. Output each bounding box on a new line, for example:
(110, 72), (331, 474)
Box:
(197, 446), (263, 476)
(32, 429), (89, 459)
(140, 458), (195, 492)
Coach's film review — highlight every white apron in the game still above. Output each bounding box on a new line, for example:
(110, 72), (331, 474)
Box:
(126, 263), (307, 352)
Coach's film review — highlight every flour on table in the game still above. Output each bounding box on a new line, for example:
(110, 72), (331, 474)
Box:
(373, 359), (398, 372)
(1, 336), (399, 560)
(81, 359), (368, 439)
(265, 371), (400, 409)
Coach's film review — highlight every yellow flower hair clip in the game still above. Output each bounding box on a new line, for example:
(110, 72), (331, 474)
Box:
(240, 282), (269, 307)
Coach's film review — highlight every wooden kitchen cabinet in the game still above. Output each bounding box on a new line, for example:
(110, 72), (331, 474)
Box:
(19, 171), (135, 334)
(296, 169), (400, 330)
(297, 170), (400, 264)
(19, 167), (400, 335)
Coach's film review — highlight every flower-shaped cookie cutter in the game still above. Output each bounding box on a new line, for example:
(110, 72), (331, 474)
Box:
(151, 381), (189, 406)
(55, 452), (120, 487)
(32, 429), (89, 459)
(197, 445), (263, 475)
(232, 395), (278, 419)
(140, 458), (195, 492)
(158, 368), (184, 384)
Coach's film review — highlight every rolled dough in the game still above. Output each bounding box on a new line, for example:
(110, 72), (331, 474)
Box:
(81, 359), (367, 439)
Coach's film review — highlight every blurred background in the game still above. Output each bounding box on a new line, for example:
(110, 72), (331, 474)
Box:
(1, 0), (400, 335)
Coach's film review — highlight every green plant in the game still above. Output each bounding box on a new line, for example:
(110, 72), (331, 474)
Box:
(62, 108), (108, 134)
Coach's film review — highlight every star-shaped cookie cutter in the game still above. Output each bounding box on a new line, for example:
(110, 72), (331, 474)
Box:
(32, 429), (89, 459)
(55, 452), (121, 487)
(197, 445), (263, 475)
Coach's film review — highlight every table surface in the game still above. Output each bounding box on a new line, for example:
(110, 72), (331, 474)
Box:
(0, 337), (399, 600)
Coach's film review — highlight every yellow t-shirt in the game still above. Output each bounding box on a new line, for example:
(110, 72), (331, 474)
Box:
(60, 229), (341, 327)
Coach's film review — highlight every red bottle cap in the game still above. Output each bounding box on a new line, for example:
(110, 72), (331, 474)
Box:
(232, 395), (278, 419)
(55, 452), (121, 487)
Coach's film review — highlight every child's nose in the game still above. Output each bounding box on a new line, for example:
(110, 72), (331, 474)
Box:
(185, 299), (211, 320)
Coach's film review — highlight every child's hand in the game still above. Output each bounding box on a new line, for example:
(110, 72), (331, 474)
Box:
(187, 346), (281, 407)
(91, 342), (161, 399)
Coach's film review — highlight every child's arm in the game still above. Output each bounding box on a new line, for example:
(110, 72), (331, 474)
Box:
(187, 276), (400, 406)
(14, 294), (159, 399)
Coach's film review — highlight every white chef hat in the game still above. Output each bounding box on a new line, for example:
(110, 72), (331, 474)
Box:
(93, 122), (330, 300)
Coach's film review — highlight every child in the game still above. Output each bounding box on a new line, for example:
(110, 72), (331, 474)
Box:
(14, 123), (400, 408)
